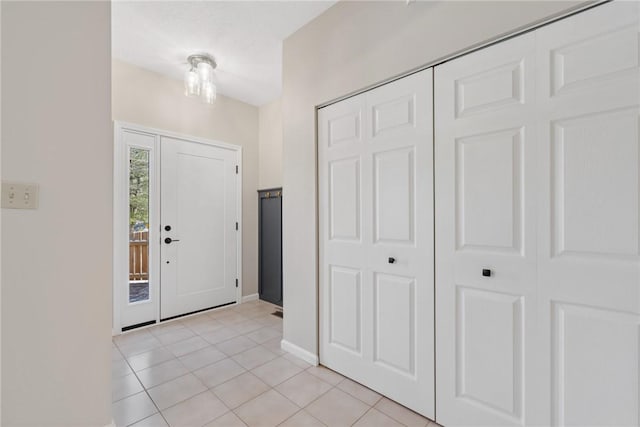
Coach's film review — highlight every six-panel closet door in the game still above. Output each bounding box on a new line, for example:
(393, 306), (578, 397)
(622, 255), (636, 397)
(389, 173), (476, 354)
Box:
(435, 32), (541, 427)
(318, 69), (435, 418)
(435, 2), (640, 426)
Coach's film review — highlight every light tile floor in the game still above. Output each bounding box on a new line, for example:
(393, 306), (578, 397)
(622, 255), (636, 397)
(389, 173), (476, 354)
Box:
(112, 300), (438, 427)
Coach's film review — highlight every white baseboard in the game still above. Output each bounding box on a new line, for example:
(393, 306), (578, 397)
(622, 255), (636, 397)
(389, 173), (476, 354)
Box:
(104, 420), (116, 427)
(281, 339), (319, 366)
(241, 293), (259, 303)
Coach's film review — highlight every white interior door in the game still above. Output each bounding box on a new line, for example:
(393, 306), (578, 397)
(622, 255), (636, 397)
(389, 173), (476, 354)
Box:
(318, 69), (434, 418)
(536, 3), (640, 426)
(435, 33), (540, 427)
(160, 136), (238, 320)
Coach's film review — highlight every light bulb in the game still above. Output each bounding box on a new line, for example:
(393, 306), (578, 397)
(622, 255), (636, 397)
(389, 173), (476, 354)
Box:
(197, 61), (214, 85)
(201, 80), (217, 104)
(184, 68), (200, 97)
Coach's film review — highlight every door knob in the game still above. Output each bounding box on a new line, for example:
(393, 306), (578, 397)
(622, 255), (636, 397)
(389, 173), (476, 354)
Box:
(482, 269), (492, 277)
(164, 237), (180, 244)
(388, 257), (396, 264)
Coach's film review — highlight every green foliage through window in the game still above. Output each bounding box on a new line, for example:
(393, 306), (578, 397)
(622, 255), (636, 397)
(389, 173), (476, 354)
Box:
(129, 148), (149, 230)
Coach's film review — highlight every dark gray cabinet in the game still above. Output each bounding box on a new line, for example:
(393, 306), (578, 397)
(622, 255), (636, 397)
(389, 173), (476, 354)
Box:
(258, 188), (282, 306)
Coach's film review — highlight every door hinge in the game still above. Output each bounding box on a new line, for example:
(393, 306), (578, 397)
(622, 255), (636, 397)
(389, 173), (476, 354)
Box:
(235, 165), (239, 174)
(235, 222), (239, 230)
(235, 279), (239, 288)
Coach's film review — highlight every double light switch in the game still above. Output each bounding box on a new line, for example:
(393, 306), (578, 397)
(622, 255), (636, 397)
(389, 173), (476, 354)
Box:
(1, 182), (39, 209)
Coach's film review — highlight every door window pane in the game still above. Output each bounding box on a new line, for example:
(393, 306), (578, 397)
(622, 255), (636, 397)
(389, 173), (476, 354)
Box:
(129, 148), (150, 303)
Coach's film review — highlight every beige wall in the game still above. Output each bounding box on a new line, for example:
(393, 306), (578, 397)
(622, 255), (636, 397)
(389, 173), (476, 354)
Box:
(112, 59), (260, 297)
(281, 0), (589, 354)
(1, 2), (112, 425)
(258, 98), (283, 189)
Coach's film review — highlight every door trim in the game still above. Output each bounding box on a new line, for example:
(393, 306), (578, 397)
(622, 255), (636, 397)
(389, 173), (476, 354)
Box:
(112, 121), (243, 335)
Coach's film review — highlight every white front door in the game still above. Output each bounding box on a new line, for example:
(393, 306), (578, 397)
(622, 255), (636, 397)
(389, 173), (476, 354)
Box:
(318, 69), (435, 418)
(160, 136), (239, 320)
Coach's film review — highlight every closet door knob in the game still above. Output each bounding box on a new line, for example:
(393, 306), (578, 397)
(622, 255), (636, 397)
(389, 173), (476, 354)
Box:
(482, 269), (492, 277)
(388, 257), (396, 264)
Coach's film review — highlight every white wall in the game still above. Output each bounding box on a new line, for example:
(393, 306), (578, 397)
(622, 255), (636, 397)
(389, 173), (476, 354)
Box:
(112, 59), (260, 297)
(258, 98), (283, 189)
(1, 2), (112, 425)
(281, 0), (588, 355)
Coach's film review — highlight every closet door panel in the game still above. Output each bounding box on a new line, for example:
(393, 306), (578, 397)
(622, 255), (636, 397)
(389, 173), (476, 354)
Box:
(435, 33), (540, 427)
(536, 2), (640, 425)
(319, 69), (434, 418)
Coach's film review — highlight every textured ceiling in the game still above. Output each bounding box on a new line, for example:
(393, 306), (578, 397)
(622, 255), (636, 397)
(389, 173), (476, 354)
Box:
(112, 1), (336, 106)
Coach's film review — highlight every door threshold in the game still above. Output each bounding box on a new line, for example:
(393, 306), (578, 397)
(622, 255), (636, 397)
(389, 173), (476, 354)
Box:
(160, 301), (236, 322)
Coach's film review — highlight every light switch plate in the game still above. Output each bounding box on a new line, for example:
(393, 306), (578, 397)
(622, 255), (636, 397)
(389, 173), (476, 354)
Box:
(2, 182), (39, 209)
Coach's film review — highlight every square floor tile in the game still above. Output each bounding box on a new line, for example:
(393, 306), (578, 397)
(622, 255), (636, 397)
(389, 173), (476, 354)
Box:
(149, 321), (187, 338)
(112, 373), (144, 402)
(278, 410), (325, 427)
(336, 378), (382, 406)
(128, 347), (175, 372)
(231, 319), (264, 334)
(165, 335), (209, 357)
(251, 357), (303, 387)
(112, 358), (134, 379)
(117, 334), (163, 357)
(203, 411), (247, 427)
(112, 391), (157, 427)
(148, 373), (207, 410)
(374, 397), (430, 427)
(353, 408), (403, 426)
(201, 327), (240, 345)
(193, 358), (246, 388)
(137, 359), (189, 389)
(162, 391), (229, 427)
(130, 413), (169, 427)
(306, 365), (344, 386)
(232, 346), (278, 370)
(275, 371), (332, 408)
(260, 337), (286, 356)
(186, 319), (224, 335)
(234, 389), (298, 427)
(179, 346), (227, 371)
(217, 336), (258, 356)
(245, 327), (281, 345)
(212, 372), (270, 409)
(305, 388), (369, 426)
(156, 327), (196, 346)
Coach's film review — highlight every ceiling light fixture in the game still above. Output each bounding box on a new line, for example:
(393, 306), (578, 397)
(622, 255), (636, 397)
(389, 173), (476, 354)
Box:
(184, 54), (217, 104)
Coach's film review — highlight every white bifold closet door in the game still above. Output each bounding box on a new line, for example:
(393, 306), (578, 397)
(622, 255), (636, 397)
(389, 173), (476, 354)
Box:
(318, 69), (434, 418)
(436, 2), (640, 426)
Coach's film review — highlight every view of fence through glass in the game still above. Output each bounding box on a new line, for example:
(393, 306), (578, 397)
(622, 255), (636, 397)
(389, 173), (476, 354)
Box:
(129, 147), (150, 303)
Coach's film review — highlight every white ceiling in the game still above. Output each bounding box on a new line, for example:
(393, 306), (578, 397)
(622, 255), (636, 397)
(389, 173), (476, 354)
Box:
(112, 1), (337, 106)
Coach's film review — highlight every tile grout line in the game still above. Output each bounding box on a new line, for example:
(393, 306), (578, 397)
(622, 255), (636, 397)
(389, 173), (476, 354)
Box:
(114, 344), (172, 427)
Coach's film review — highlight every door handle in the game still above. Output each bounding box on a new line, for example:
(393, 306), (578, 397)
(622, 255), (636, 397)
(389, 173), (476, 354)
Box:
(164, 237), (180, 244)
(388, 257), (396, 264)
(482, 269), (492, 277)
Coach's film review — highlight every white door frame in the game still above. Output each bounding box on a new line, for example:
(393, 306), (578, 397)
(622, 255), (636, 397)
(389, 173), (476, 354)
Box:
(113, 121), (243, 335)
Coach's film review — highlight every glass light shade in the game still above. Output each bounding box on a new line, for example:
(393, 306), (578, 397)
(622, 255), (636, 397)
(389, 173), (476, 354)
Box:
(197, 61), (214, 85)
(201, 80), (217, 104)
(184, 69), (200, 97)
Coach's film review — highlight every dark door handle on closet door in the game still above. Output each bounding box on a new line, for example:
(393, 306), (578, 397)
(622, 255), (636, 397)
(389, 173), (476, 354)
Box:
(388, 257), (396, 264)
(164, 237), (180, 244)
